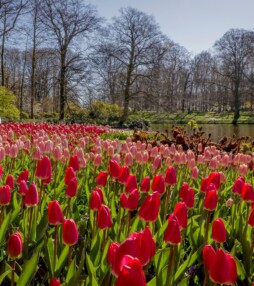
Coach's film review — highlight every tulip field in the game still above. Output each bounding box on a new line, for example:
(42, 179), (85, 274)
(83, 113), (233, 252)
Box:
(0, 122), (254, 285)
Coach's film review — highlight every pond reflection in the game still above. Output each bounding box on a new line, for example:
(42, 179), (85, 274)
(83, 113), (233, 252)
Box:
(150, 124), (254, 141)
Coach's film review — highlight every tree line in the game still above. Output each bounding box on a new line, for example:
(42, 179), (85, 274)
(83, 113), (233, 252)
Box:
(1, 0), (254, 123)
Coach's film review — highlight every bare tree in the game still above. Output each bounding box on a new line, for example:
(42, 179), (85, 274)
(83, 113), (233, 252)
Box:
(99, 7), (167, 123)
(0, 0), (27, 86)
(214, 29), (254, 123)
(39, 0), (101, 120)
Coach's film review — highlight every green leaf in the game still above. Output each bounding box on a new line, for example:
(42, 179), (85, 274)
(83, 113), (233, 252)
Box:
(174, 245), (203, 282)
(44, 237), (54, 277)
(36, 210), (48, 243)
(55, 245), (69, 276)
(86, 253), (98, 286)
(0, 211), (11, 244)
(177, 277), (190, 286)
(235, 256), (246, 280)
(17, 250), (40, 286)
(65, 255), (76, 285)
(0, 269), (11, 284)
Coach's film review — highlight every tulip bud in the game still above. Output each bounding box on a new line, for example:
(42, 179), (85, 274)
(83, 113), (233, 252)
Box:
(98, 205), (112, 229)
(64, 167), (76, 185)
(62, 219), (79, 246)
(139, 191), (160, 222)
(165, 166), (177, 185)
(164, 213), (181, 245)
(6, 174), (15, 189)
(118, 166), (130, 184)
(17, 170), (29, 184)
(173, 202), (188, 229)
(115, 255), (146, 286)
(120, 189), (139, 211)
(96, 171), (108, 187)
(48, 200), (64, 225)
(140, 176), (150, 193)
(65, 177), (78, 198)
(7, 232), (23, 259)
(24, 182), (39, 207)
(49, 277), (61, 286)
(109, 159), (120, 179)
(211, 218), (227, 243)
(204, 189), (218, 211)
(18, 180), (28, 196)
(90, 188), (103, 211)
(68, 155), (80, 172)
(0, 185), (11, 206)
(125, 174), (138, 193)
(36, 156), (52, 180)
(151, 174), (165, 194)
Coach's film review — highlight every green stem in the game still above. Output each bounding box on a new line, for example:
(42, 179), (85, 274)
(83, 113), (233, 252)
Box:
(126, 210), (131, 237)
(165, 245), (175, 286)
(11, 260), (15, 286)
(54, 161), (58, 199)
(163, 186), (171, 223)
(68, 246), (72, 266)
(54, 225), (58, 275)
(66, 197), (71, 218)
(27, 207), (33, 244)
(205, 211), (211, 243)
(0, 205), (4, 226)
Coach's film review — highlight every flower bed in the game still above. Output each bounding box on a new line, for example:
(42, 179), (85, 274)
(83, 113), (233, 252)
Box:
(0, 122), (253, 285)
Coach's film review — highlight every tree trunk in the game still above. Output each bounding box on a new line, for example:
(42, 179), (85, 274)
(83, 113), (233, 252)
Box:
(232, 82), (240, 124)
(59, 51), (66, 120)
(1, 16), (6, 86)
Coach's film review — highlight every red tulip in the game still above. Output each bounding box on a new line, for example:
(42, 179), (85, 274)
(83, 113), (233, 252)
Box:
(68, 155), (80, 172)
(201, 172), (221, 192)
(241, 183), (254, 202)
(140, 176), (150, 193)
(109, 159), (120, 179)
(23, 182), (39, 207)
(118, 166), (130, 184)
(6, 174), (14, 189)
(204, 189), (218, 211)
(173, 202), (188, 229)
(18, 180), (28, 196)
(98, 205), (112, 229)
(115, 255), (146, 286)
(125, 174), (138, 193)
(0, 185), (11, 206)
(179, 182), (189, 199)
(120, 189), (139, 210)
(165, 166), (177, 185)
(151, 174), (165, 194)
(232, 176), (245, 195)
(111, 226), (156, 276)
(208, 248), (237, 284)
(202, 244), (216, 271)
(36, 156), (52, 180)
(211, 218), (227, 243)
(17, 170), (29, 184)
(139, 191), (160, 222)
(164, 213), (181, 245)
(62, 219), (79, 246)
(7, 232), (23, 259)
(96, 171), (108, 187)
(49, 277), (61, 286)
(64, 167), (76, 185)
(65, 177), (78, 198)
(180, 185), (194, 209)
(248, 208), (254, 227)
(90, 188), (103, 211)
(107, 242), (120, 268)
(48, 200), (64, 225)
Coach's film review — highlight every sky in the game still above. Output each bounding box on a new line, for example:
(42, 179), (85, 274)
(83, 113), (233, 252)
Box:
(91, 0), (254, 55)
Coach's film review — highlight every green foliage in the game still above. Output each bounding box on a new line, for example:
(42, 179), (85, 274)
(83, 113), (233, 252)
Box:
(88, 101), (122, 125)
(0, 86), (19, 120)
